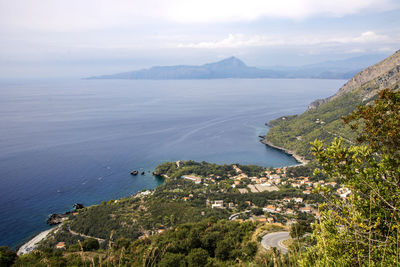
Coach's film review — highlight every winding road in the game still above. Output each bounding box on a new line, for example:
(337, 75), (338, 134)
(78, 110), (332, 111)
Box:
(261, 231), (290, 254)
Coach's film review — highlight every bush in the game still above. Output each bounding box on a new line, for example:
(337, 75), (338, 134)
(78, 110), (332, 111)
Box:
(0, 246), (16, 267)
(187, 248), (209, 267)
(82, 238), (99, 251)
(158, 252), (186, 267)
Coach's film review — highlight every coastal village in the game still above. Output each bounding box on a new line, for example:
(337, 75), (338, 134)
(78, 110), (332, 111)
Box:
(171, 160), (348, 227)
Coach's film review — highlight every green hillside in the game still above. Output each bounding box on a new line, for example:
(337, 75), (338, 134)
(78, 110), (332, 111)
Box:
(265, 50), (400, 159)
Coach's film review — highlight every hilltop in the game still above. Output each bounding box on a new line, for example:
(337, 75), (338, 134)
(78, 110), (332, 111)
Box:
(265, 49), (400, 159)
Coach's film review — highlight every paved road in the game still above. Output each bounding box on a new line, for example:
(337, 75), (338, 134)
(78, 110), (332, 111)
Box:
(229, 210), (250, 220)
(68, 227), (105, 243)
(261, 231), (290, 254)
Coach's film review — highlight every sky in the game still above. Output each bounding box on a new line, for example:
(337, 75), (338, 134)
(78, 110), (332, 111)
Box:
(0, 0), (399, 78)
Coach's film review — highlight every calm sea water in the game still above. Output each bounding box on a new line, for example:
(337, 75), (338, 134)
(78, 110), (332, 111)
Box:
(0, 78), (344, 248)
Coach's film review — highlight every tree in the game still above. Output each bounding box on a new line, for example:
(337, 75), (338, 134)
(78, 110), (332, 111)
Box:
(215, 239), (234, 261)
(302, 89), (400, 266)
(187, 248), (209, 267)
(82, 238), (100, 251)
(252, 207), (264, 216)
(158, 252), (186, 267)
(289, 222), (311, 239)
(0, 246), (16, 267)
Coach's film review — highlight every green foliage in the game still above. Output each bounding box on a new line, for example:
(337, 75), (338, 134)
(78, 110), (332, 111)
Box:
(266, 89), (363, 159)
(289, 222), (312, 239)
(13, 249), (73, 267)
(345, 89), (400, 160)
(187, 248), (209, 267)
(286, 163), (326, 182)
(0, 246), (16, 267)
(158, 252), (186, 267)
(114, 238), (131, 250)
(125, 219), (256, 266)
(153, 161), (178, 177)
(68, 198), (141, 241)
(236, 164), (266, 177)
(38, 225), (85, 250)
(82, 238), (99, 251)
(302, 89), (400, 266)
(154, 160), (250, 179)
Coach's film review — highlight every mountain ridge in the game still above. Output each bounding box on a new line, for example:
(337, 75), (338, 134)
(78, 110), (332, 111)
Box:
(308, 50), (400, 109)
(265, 49), (400, 159)
(87, 56), (281, 80)
(86, 55), (387, 80)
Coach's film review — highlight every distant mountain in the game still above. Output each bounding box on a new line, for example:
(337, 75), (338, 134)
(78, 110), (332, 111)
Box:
(260, 54), (389, 79)
(88, 54), (389, 80)
(265, 50), (400, 159)
(87, 57), (282, 80)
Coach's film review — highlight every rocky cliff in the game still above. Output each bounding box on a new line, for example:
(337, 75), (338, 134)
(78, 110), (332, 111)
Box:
(308, 49), (400, 110)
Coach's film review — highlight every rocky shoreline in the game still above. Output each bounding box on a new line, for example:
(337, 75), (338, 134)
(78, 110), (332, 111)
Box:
(260, 138), (309, 166)
(46, 203), (84, 225)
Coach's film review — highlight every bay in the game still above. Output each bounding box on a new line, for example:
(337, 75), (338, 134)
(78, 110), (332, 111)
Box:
(0, 78), (344, 248)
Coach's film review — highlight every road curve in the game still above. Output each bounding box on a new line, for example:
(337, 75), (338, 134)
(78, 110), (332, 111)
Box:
(261, 231), (290, 254)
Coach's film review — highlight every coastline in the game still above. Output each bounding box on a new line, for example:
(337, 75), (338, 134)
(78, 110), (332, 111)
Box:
(17, 225), (60, 256)
(14, 144), (306, 255)
(13, 140), (305, 254)
(261, 139), (309, 166)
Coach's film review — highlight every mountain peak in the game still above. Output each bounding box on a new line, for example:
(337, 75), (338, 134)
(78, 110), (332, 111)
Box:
(87, 56), (270, 79)
(205, 56), (247, 68)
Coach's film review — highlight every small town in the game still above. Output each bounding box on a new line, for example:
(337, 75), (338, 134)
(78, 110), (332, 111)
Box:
(174, 161), (350, 227)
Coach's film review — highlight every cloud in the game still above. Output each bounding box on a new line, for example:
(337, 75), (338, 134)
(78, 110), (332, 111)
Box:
(330, 31), (390, 43)
(178, 34), (284, 49)
(0, 0), (168, 32)
(168, 0), (400, 23)
(0, 0), (399, 32)
(178, 31), (396, 49)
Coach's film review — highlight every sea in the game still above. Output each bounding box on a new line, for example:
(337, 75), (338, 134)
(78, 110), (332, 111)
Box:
(0, 78), (345, 249)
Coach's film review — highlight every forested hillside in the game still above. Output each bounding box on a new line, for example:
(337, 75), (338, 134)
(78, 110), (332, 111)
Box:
(265, 50), (400, 159)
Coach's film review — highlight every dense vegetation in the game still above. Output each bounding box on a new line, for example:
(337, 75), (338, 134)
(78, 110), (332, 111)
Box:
(39, 180), (229, 250)
(266, 89), (363, 159)
(266, 69), (400, 160)
(301, 89), (400, 266)
(154, 160), (265, 178)
(122, 219), (258, 266)
(13, 219), (286, 266)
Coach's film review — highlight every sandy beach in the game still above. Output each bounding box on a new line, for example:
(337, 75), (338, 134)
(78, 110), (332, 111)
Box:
(17, 226), (59, 256)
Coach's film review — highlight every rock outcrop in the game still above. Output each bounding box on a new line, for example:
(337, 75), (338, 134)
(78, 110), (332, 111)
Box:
(46, 213), (69, 225)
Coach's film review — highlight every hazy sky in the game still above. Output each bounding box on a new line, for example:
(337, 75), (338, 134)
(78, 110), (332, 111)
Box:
(1, 0), (399, 78)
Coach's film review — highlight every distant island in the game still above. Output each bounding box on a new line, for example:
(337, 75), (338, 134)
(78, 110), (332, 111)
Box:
(86, 54), (387, 80)
(86, 56), (282, 80)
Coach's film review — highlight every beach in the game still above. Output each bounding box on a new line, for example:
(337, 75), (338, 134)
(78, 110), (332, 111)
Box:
(17, 226), (59, 256)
